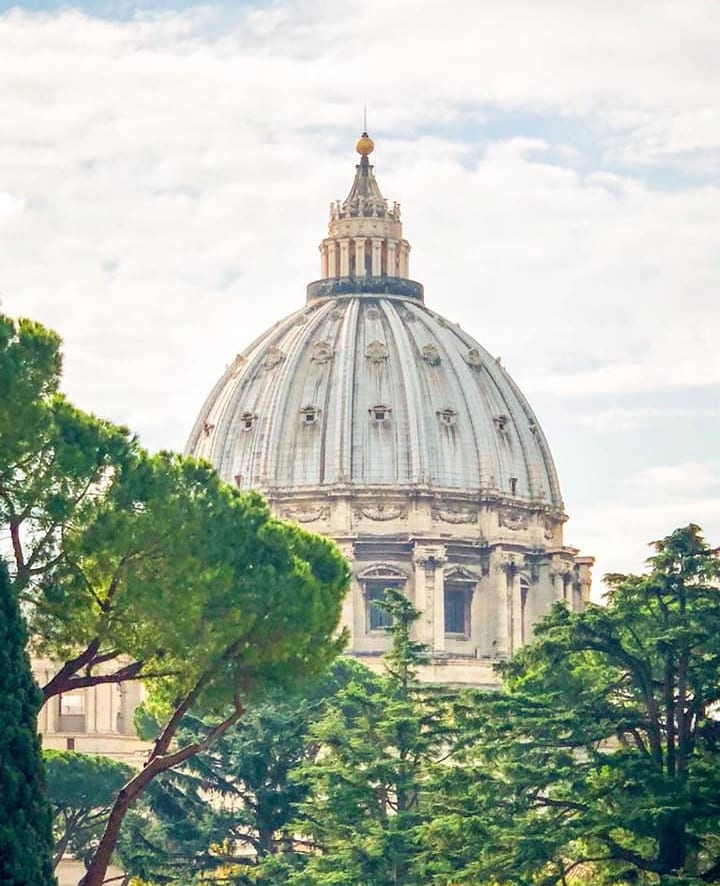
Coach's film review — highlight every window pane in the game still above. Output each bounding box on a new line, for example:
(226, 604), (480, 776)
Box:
(367, 584), (396, 630)
(444, 587), (467, 634)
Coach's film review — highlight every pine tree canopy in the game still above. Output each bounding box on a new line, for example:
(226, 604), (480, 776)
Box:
(423, 525), (720, 886)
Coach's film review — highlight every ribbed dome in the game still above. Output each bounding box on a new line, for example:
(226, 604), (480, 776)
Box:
(187, 294), (564, 511)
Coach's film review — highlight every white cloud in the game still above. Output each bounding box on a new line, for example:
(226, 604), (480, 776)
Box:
(575, 406), (720, 434)
(570, 460), (720, 597)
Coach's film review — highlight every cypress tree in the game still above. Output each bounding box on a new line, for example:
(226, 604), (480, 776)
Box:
(0, 560), (56, 884)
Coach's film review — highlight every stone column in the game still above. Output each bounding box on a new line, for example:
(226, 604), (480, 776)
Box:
(371, 238), (383, 276)
(320, 244), (329, 278)
(413, 545), (446, 652)
(575, 557), (594, 608)
(87, 687), (97, 733)
(386, 241), (397, 277)
(354, 238), (366, 278)
(398, 243), (409, 277)
(327, 240), (337, 278)
(550, 560), (568, 603)
(413, 550), (431, 649)
(44, 674), (57, 733)
(339, 239), (350, 276)
(493, 553), (511, 657)
(510, 569), (523, 652)
(433, 564), (447, 653)
(336, 541), (356, 645)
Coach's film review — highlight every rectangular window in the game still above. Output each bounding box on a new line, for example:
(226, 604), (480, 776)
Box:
(444, 586), (470, 636)
(367, 585), (395, 631)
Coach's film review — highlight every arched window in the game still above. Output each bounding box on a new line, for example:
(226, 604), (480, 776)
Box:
(358, 565), (407, 633)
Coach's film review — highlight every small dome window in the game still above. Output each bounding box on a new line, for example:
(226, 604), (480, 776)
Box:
(494, 414), (509, 432)
(369, 404), (391, 423)
(437, 407), (457, 427)
(300, 405), (321, 425)
(240, 411), (257, 432)
(510, 477), (518, 495)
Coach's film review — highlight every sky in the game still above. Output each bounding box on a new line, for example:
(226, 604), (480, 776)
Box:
(1, 0), (719, 590)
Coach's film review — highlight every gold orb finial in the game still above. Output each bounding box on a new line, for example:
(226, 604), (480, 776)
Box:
(355, 131), (374, 156)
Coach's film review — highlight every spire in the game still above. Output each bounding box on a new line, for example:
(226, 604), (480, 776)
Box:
(314, 132), (415, 294)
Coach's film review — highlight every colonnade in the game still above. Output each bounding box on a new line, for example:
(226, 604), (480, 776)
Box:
(320, 236), (410, 279)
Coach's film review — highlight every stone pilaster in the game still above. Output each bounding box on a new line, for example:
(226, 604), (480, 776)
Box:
(386, 241), (397, 276)
(371, 237), (383, 275)
(339, 238), (350, 276)
(413, 544), (447, 653)
(354, 238), (366, 278)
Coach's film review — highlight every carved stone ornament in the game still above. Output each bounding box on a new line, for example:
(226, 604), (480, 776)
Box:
(431, 506), (477, 524)
(499, 508), (529, 531)
(262, 346), (285, 370)
(494, 552), (522, 573)
(355, 503), (408, 521)
(365, 307), (381, 320)
(543, 517), (556, 541)
(421, 344), (441, 366)
(310, 341), (334, 364)
(366, 340), (389, 363)
(464, 348), (483, 369)
(281, 504), (329, 523)
(230, 354), (247, 377)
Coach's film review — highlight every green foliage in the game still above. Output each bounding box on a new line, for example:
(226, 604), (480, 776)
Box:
(424, 525), (720, 885)
(114, 661), (364, 885)
(290, 589), (456, 886)
(0, 312), (351, 885)
(0, 561), (56, 885)
(44, 750), (132, 868)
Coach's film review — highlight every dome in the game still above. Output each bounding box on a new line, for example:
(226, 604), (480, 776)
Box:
(187, 295), (563, 510)
(186, 132), (592, 686)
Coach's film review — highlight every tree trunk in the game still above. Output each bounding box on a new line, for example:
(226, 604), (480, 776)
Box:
(79, 703), (243, 886)
(659, 819), (686, 875)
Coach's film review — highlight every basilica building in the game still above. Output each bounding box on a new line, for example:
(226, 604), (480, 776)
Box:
(187, 133), (593, 686)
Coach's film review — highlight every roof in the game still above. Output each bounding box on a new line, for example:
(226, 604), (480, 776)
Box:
(186, 294), (564, 509)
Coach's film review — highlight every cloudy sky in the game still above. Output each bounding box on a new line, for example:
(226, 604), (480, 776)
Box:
(1, 0), (718, 588)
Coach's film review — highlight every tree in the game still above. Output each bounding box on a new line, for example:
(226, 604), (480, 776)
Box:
(0, 313), (351, 884)
(290, 589), (455, 886)
(112, 661), (365, 885)
(78, 482), (349, 886)
(44, 750), (132, 869)
(424, 525), (720, 885)
(0, 560), (56, 885)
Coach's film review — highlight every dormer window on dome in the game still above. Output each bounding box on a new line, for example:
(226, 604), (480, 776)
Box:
(300, 406), (321, 425)
(494, 414), (509, 432)
(437, 408), (458, 427)
(240, 411), (257, 432)
(370, 404), (391, 423)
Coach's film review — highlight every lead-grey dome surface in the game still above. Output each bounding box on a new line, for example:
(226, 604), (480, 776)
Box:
(187, 294), (564, 511)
